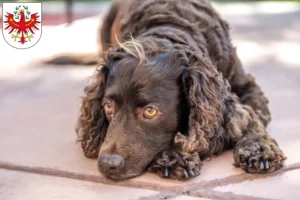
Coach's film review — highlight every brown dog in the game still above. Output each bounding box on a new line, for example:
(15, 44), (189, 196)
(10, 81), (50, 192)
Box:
(50, 0), (286, 180)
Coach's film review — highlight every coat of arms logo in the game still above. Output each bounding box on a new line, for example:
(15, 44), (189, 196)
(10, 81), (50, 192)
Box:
(2, 3), (42, 49)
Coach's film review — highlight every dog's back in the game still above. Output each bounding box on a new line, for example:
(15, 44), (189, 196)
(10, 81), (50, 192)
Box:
(101, 0), (235, 79)
(46, 0), (236, 80)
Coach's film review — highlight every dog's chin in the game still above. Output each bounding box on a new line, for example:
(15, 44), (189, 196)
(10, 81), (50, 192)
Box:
(98, 168), (144, 181)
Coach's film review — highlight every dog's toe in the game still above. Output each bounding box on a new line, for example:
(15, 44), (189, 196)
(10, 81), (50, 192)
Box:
(183, 169), (189, 179)
(188, 169), (195, 177)
(265, 160), (270, 169)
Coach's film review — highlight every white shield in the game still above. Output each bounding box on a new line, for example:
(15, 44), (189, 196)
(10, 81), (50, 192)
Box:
(2, 2), (42, 49)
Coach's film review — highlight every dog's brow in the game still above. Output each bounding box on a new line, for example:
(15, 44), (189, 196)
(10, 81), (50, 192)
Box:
(104, 89), (120, 102)
(134, 96), (152, 106)
(105, 92), (118, 99)
(134, 90), (168, 105)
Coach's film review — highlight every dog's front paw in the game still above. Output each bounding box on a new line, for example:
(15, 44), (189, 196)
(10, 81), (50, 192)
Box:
(234, 137), (286, 173)
(148, 149), (202, 180)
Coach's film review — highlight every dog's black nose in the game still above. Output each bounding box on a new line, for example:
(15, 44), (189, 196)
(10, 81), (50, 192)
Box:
(99, 154), (124, 170)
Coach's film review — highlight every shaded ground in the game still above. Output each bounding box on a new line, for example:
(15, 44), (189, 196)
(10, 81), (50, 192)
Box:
(0, 2), (300, 200)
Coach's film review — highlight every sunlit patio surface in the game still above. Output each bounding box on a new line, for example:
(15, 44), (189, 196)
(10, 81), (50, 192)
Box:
(0, 2), (300, 200)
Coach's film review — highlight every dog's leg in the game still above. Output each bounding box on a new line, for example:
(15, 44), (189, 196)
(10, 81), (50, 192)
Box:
(148, 142), (202, 180)
(234, 129), (286, 173)
(229, 50), (271, 127)
(224, 95), (286, 173)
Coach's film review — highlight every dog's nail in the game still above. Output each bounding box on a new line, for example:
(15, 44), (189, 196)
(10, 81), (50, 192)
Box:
(248, 161), (253, 168)
(265, 160), (270, 169)
(182, 157), (188, 166)
(183, 169), (189, 179)
(189, 169), (195, 177)
(260, 160), (265, 170)
(193, 167), (201, 175)
(164, 168), (169, 177)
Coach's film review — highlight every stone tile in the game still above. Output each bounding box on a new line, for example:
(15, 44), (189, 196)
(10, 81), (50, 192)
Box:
(0, 169), (159, 200)
(268, 119), (300, 166)
(256, 64), (300, 166)
(214, 169), (300, 200)
(0, 67), (98, 176)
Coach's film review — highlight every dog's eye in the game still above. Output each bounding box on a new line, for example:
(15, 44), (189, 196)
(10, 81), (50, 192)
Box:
(104, 102), (113, 114)
(143, 106), (158, 119)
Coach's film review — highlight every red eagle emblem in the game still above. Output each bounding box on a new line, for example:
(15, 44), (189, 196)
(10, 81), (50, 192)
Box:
(4, 6), (41, 44)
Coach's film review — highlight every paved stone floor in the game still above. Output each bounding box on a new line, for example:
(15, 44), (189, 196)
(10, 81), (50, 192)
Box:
(1, 2), (300, 200)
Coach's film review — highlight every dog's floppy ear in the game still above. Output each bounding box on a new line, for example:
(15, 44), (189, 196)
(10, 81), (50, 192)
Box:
(175, 54), (224, 154)
(76, 65), (110, 158)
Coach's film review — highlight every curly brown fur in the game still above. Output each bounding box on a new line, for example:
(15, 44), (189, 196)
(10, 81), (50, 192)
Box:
(75, 0), (285, 180)
(76, 66), (109, 158)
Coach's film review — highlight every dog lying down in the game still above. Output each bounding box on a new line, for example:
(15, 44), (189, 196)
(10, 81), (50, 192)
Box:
(47, 0), (286, 181)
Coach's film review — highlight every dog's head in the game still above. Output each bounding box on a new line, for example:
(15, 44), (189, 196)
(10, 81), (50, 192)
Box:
(76, 38), (223, 180)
